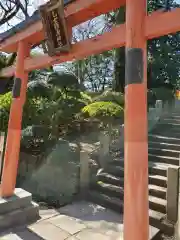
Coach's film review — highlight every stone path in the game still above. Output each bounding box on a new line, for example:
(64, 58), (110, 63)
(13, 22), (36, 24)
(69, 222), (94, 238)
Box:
(0, 201), (158, 240)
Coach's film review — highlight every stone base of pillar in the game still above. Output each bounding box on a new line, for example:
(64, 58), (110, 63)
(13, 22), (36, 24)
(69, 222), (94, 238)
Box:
(0, 188), (39, 231)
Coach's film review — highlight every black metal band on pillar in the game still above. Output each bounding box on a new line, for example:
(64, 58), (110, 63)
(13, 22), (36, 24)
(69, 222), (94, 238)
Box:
(12, 78), (21, 98)
(125, 48), (143, 86)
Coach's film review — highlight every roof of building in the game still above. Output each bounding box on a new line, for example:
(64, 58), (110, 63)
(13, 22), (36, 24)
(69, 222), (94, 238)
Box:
(0, 0), (74, 43)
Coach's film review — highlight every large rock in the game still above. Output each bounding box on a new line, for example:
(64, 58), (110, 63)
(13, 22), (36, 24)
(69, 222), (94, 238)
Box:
(18, 140), (80, 206)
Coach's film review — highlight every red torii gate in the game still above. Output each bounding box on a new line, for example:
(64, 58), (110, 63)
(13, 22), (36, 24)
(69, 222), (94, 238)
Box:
(0, 0), (180, 239)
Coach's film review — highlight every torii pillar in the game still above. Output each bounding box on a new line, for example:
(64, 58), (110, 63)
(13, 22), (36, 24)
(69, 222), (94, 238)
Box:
(0, 41), (30, 197)
(124, 0), (149, 240)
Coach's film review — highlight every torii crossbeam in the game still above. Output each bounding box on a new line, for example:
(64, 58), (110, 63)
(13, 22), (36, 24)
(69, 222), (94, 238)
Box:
(0, 0), (180, 239)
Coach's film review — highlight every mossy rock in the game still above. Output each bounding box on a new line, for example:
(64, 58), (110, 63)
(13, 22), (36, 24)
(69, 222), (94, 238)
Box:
(18, 140), (80, 207)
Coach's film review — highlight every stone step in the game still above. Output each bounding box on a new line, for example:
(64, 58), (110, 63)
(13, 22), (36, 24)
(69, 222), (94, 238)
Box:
(92, 182), (124, 199)
(161, 119), (180, 124)
(0, 201), (39, 231)
(149, 185), (166, 200)
(104, 165), (124, 177)
(148, 154), (179, 166)
(149, 210), (174, 236)
(87, 191), (123, 213)
(148, 147), (180, 158)
(93, 180), (167, 200)
(149, 163), (167, 177)
(0, 188), (32, 215)
(149, 161), (178, 177)
(148, 134), (180, 145)
(149, 175), (167, 188)
(149, 196), (166, 214)
(156, 121), (180, 126)
(106, 161), (168, 177)
(100, 167), (167, 188)
(164, 125), (180, 131)
(149, 141), (180, 151)
(93, 183), (166, 214)
(157, 133), (180, 139)
(88, 191), (172, 236)
(97, 172), (123, 186)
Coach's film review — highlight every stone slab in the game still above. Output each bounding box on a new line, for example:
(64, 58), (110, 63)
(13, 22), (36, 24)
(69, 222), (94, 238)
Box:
(59, 201), (116, 219)
(0, 201), (160, 240)
(29, 221), (70, 240)
(39, 209), (59, 221)
(47, 214), (86, 235)
(0, 189), (32, 215)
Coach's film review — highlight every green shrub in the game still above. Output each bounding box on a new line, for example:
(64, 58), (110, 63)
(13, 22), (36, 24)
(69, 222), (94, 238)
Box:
(0, 92), (12, 110)
(81, 101), (124, 120)
(0, 92), (12, 131)
(0, 92), (42, 131)
(27, 81), (52, 98)
(93, 90), (124, 106)
(21, 125), (52, 154)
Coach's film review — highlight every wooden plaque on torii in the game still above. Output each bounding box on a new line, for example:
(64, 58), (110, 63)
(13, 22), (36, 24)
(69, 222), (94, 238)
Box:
(39, 0), (71, 56)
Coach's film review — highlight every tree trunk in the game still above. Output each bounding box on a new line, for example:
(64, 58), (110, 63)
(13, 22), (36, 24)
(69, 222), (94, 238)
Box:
(113, 7), (126, 93)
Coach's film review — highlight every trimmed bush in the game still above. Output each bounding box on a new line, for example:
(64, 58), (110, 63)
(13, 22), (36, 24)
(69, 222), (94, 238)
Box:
(81, 101), (124, 120)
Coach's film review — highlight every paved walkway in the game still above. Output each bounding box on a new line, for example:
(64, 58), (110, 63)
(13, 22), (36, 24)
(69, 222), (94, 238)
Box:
(0, 201), (158, 240)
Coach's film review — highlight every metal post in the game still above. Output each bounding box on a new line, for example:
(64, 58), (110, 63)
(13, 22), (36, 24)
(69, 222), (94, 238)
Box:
(124, 0), (149, 239)
(0, 41), (30, 197)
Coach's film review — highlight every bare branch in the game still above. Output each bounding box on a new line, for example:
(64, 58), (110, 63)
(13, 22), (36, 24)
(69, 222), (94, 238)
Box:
(0, 0), (30, 27)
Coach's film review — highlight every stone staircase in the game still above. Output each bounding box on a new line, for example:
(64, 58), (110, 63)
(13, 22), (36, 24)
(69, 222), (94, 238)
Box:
(0, 188), (39, 231)
(88, 110), (180, 238)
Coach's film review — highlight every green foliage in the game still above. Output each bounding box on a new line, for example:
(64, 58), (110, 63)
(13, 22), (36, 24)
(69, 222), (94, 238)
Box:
(80, 92), (92, 104)
(81, 101), (123, 120)
(112, 1), (180, 92)
(22, 90), (93, 137)
(0, 92), (12, 131)
(0, 92), (12, 109)
(147, 0), (180, 89)
(27, 81), (52, 98)
(22, 98), (43, 127)
(0, 53), (16, 94)
(151, 87), (174, 102)
(93, 90), (124, 106)
(47, 71), (80, 90)
(47, 91), (91, 125)
(21, 125), (52, 154)
(0, 92), (45, 132)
